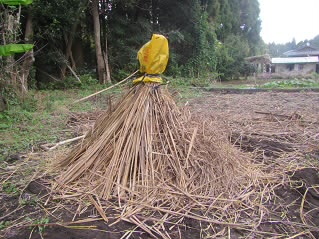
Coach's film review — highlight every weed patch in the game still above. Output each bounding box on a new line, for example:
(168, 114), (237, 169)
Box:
(0, 221), (11, 230)
(2, 182), (19, 194)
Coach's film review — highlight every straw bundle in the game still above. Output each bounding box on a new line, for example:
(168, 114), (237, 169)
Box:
(52, 35), (270, 237)
(55, 83), (253, 201)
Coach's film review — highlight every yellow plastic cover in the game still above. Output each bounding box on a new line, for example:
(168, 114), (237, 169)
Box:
(133, 34), (169, 84)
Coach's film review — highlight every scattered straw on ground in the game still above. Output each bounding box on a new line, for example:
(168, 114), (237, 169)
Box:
(2, 90), (319, 238)
(46, 84), (282, 238)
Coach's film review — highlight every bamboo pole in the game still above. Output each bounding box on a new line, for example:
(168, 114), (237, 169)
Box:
(40, 135), (85, 151)
(73, 70), (139, 104)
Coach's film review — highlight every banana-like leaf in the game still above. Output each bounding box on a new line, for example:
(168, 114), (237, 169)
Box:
(0, 0), (32, 5)
(0, 44), (34, 56)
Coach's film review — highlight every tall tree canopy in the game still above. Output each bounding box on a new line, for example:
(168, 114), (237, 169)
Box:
(2, 0), (263, 89)
(267, 35), (319, 58)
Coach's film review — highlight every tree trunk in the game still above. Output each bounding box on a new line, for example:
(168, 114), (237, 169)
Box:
(104, 37), (111, 83)
(73, 39), (85, 67)
(92, 0), (107, 84)
(0, 94), (7, 112)
(20, 11), (34, 94)
(100, 0), (111, 83)
(6, 13), (17, 88)
(61, 22), (78, 79)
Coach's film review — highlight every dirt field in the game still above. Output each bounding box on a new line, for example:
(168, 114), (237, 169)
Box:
(1, 90), (319, 238)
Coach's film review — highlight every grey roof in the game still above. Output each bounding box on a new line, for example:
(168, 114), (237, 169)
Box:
(272, 56), (319, 64)
(284, 44), (319, 57)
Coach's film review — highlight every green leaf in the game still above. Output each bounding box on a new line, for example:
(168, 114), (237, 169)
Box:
(0, 44), (34, 56)
(0, 0), (32, 5)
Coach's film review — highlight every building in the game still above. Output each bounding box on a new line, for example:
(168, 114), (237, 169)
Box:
(245, 54), (272, 76)
(272, 44), (319, 75)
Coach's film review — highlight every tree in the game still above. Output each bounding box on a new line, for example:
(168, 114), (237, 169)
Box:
(1, 0), (264, 86)
(239, 0), (262, 55)
(0, 1), (34, 96)
(205, 0), (262, 79)
(267, 39), (298, 57)
(106, 0), (152, 78)
(92, 0), (110, 84)
(310, 35), (319, 47)
(156, 0), (209, 76)
(20, 8), (34, 92)
(30, 0), (94, 86)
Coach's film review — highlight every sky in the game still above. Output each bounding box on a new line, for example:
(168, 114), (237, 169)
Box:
(258, 0), (319, 44)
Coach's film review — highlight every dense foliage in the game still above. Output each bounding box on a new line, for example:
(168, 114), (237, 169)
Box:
(104, 0), (263, 81)
(267, 35), (319, 57)
(2, 0), (264, 89)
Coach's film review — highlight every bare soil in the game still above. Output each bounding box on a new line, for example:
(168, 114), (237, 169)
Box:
(1, 90), (319, 238)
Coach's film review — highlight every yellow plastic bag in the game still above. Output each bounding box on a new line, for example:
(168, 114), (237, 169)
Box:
(133, 34), (169, 84)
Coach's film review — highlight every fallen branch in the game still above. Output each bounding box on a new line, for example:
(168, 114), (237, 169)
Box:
(66, 64), (81, 83)
(40, 135), (85, 151)
(255, 111), (302, 120)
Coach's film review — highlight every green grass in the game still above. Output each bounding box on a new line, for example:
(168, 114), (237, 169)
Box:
(3, 76), (319, 162)
(2, 182), (19, 194)
(1, 105), (63, 161)
(165, 76), (206, 103)
(0, 76), (205, 161)
(8, 73), (292, 161)
(0, 83), (118, 161)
